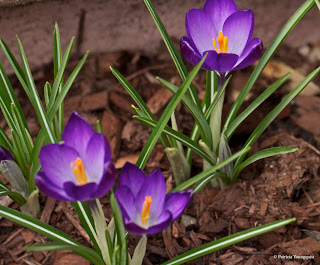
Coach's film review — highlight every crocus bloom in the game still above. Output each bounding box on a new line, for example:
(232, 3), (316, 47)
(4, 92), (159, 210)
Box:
(180, 0), (263, 75)
(115, 162), (193, 234)
(36, 112), (116, 201)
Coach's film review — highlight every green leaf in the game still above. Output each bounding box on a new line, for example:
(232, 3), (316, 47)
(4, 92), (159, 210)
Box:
(162, 218), (295, 265)
(11, 103), (33, 160)
(143, 0), (201, 107)
(53, 22), (64, 138)
(0, 205), (80, 246)
(0, 60), (28, 130)
(0, 39), (29, 95)
(185, 75), (230, 163)
(110, 66), (168, 148)
(315, 0), (320, 12)
(205, 71), (218, 105)
(136, 55), (207, 169)
(224, 0), (315, 129)
(44, 82), (52, 109)
(48, 36), (74, 113)
(173, 147), (250, 192)
(130, 236), (147, 265)
(224, 73), (291, 140)
(26, 242), (105, 265)
(134, 116), (215, 165)
(232, 147), (298, 181)
(193, 172), (227, 194)
(11, 130), (29, 177)
(157, 77), (212, 148)
(234, 66), (320, 170)
(0, 182), (26, 206)
(48, 51), (89, 121)
(0, 126), (13, 153)
(110, 193), (127, 247)
(16, 37), (57, 143)
(73, 201), (101, 255)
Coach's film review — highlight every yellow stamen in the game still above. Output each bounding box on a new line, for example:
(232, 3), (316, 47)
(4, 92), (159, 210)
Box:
(71, 158), (88, 185)
(212, 38), (219, 53)
(141, 196), (152, 227)
(212, 30), (228, 53)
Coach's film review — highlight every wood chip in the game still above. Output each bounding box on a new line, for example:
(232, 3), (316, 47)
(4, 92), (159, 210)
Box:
(80, 90), (108, 111)
(146, 87), (172, 114)
(53, 251), (90, 265)
(40, 197), (56, 224)
(262, 60), (320, 96)
(114, 154), (139, 169)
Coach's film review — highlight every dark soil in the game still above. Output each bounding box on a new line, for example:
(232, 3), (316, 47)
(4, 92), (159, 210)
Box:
(1, 42), (320, 265)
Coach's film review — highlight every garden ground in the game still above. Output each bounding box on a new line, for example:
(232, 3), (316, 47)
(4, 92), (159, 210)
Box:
(0, 40), (320, 264)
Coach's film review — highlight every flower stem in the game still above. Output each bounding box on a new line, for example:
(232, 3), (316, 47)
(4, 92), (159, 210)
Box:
(207, 73), (227, 188)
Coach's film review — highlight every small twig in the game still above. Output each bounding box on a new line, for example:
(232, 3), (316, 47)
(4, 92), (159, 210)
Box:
(61, 202), (92, 244)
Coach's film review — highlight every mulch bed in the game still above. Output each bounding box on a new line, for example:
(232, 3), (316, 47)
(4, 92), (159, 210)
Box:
(1, 42), (320, 264)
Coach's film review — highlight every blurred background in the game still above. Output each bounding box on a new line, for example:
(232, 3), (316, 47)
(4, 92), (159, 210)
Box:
(0, 0), (319, 72)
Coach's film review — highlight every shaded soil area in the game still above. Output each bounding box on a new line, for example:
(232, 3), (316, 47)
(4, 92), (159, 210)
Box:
(1, 41), (320, 264)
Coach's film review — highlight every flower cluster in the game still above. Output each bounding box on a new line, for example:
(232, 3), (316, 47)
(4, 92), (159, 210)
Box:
(36, 113), (192, 235)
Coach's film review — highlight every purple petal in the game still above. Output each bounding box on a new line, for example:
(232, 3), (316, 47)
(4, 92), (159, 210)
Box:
(180, 36), (203, 66)
(186, 9), (217, 55)
(36, 172), (71, 201)
(123, 219), (148, 235)
(135, 169), (166, 223)
(63, 181), (98, 201)
(0, 146), (14, 161)
(93, 161), (116, 198)
(118, 162), (145, 197)
(163, 190), (193, 221)
(147, 210), (172, 234)
(203, 0), (238, 32)
(223, 9), (254, 55)
(233, 38), (263, 70)
(85, 133), (111, 183)
(203, 50), (238, 72)
(62, 112), (95, 159)
(115, 185), (137, 220)
(39, 144), (79, 188)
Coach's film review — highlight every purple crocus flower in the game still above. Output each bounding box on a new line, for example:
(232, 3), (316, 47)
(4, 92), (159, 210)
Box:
(180, 0), (263, 75)
(115, 162), (193, 235)
(36, 112), (116, 201)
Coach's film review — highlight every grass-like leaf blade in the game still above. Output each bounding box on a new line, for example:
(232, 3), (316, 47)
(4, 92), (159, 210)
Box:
(73, 201), (101, 256)
(143, 0), (201, 108)
(224, 73), (291, 140)
(27, 242), (105, 265)
(234, 66), (320, 170)
(232, 147), (298, 181)
(134, 115), (215, 165)
(162, 218), (295, 265)
(136, 55), (207, 169)
(173, 147), (250, 192)
(16, 37), (56, 143)
(224, 0), (315, 129)
(0, 205), (80, 246)
(110, 66), (168, 148)
(157, 77), (213, 148)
